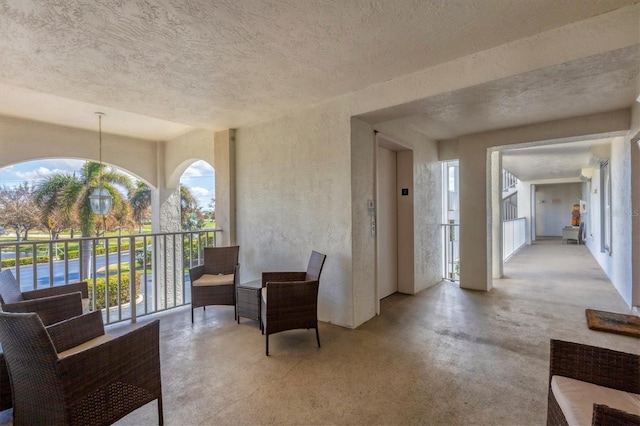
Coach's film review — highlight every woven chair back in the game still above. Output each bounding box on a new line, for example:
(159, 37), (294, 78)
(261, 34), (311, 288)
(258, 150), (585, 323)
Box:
(0, 269), (24, 304)
(305, 251), (326, 281)
(203, 246), (239, 275)
(0, 312), (66, 423)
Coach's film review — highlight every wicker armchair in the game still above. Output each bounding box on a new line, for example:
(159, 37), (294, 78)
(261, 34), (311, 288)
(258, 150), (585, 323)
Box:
(0, 310), (163, 425)
(0, 269), (89, 326)
(189, 246), (239, 323)
(548, 339), (640, 426)
(261, 251), (326, 356)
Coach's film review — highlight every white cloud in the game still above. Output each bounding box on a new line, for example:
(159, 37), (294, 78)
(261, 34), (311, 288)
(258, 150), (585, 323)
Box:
(15, 166), (72, 181)
(190, 186), (212, 197)
(182, 160), (213, 178)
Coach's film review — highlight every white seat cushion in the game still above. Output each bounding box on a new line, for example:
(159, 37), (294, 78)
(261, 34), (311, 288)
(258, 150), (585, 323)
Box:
(551, 376), (640, 426)
(261, 287), (267, 303)
(57, 334), (115, 359)
(193, 273), (234, 287)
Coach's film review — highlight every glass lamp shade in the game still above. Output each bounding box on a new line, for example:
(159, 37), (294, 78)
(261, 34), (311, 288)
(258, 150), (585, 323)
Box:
(89, 186), (113, 215)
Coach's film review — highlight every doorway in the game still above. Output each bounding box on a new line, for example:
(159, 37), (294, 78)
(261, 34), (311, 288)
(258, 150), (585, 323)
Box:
(377, 146), (398, 299)
(375, 133), (414, 312)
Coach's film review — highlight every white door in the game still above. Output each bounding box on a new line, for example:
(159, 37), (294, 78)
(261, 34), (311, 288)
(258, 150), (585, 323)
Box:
(377, 146), (398, 299)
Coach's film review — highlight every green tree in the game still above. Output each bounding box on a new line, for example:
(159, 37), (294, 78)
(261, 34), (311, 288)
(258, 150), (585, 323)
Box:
(111, 200), (133, 235)
(180, 185), (199, 230)
(130, 181), (151, 233)
(34, 162), (132, 279)
(185, 211), (205, 230)
(0, 182), (41, 241)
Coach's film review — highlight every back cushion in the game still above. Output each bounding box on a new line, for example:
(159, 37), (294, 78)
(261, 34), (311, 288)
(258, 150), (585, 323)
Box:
(0, 270), (24, 304)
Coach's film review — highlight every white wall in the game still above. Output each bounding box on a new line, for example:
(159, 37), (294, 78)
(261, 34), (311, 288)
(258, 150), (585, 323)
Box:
(585, 136), (635, 307)
(235, 104), (354, 327)
(534, 183), (582, 236)
(516, 181), (532, 244)
(631, 99), (640, 307)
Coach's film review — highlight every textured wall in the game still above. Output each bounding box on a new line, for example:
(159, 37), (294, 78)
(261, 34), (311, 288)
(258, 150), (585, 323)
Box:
(214, 129), (236, 246)
(585, 136), (633, 306)
(166, 129), (215, 188)
(0, 115), (158, 185)
(350, 118), (376, 326)
(631, 99), (640, 306)
(236, 103), (354, 327)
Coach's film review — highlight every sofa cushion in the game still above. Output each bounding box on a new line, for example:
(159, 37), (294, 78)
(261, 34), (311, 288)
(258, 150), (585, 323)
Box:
(0, 270), (23, 304)
(57, 334), (115, 359)
(192, 274), (234, 287)
(551, 375), (640, 426)
(82, 298), (91, 313)
(261, 287), (267, 303)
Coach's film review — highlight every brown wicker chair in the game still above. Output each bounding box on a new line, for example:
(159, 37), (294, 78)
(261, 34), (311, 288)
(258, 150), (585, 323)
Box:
(189, 246), (239, 323)
(0, 310), (163, 425)
(0, 269), (89, 326)
(261, 251), (326, 356)
(547, 339), (640, 426)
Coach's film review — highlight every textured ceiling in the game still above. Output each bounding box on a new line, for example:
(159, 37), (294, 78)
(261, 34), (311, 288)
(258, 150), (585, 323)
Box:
(502, 139), (612, 182)
(366, 47), (639, 140)
(0, 0), (638, 139)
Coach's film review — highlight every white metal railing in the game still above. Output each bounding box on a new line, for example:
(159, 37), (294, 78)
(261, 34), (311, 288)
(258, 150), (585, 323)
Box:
(502, 169), (518, 192)
(0, 229), (222, 324)
(442, 223), (460, 282)
(503, 194), (518, 221)
(503, 218), (526, 262)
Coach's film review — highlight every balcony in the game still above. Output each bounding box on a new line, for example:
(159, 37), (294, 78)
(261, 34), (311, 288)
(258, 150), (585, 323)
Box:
(0, 229), (221, 325)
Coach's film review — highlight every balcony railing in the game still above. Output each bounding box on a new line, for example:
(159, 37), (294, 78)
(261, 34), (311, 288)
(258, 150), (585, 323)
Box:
(0, 229), (222, 325)
(442, 223), (460, 282)
(503, 218), (526, 262)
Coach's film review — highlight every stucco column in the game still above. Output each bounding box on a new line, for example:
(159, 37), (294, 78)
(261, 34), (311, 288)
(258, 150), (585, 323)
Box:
(151, 186), (183, 310)
(458, 141), (492, 291)
(214, 129), (236, 247)
(632, 134), (640, 308)
(491, 150), (503, 279)
(151, 135), (184, 309)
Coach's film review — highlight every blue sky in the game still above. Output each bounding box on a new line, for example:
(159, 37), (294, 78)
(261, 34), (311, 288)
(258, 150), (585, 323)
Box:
(0, 159), (215, 210)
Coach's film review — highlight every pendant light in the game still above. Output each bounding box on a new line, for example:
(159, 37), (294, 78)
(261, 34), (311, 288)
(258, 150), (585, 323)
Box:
(89, 112), (113, 215)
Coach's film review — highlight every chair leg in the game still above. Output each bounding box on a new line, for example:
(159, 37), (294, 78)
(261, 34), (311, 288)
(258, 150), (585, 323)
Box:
(158, 396), (164, 425)
(316, 327), (321, 348)
(266, 334), (269, 356)
(191, 307), (194, 323)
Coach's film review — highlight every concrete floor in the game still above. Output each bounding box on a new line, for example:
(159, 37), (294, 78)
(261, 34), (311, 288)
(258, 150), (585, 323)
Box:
(2, 239), (638, 425)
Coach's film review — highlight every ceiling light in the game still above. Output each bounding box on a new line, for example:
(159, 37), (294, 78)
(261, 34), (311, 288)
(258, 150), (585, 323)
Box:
(89, 112), (113, 215)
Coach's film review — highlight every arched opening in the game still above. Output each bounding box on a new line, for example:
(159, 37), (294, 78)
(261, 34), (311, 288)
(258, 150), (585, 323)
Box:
(178, 160), (215, 231)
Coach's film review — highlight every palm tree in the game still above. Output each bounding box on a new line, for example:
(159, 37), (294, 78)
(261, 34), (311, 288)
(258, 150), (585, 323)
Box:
(130, 181), (151, 233)
(34, 162), (132, 279)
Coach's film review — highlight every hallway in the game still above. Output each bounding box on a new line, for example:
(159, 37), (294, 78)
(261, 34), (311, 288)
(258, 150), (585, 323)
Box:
(2, 240), (637, 425)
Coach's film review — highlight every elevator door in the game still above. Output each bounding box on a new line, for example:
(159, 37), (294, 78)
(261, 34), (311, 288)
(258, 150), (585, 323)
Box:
(377, 146), (398, 299)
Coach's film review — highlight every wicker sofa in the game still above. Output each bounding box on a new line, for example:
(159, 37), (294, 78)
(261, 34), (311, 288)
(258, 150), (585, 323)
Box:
(261, 251), (326, 356)
(0, 310), (163, 425)
(547, 339), (640, 426)
(0, 269), (89, 326)
(189, 246), (239, 323)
